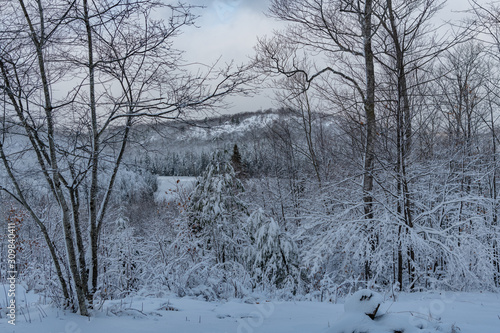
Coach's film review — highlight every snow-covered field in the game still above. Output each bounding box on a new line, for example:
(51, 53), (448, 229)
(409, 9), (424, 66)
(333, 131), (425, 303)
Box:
(154, 176), (197, 203)
(2, 286), (499, 333)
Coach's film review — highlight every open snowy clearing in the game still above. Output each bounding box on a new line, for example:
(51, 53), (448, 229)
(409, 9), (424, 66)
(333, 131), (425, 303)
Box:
(154, 176), (197, 203)
(1, 286), (499, 333)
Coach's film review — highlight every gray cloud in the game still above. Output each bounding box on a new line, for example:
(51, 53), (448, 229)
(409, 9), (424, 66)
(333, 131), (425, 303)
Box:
(174, 1), (276, 113)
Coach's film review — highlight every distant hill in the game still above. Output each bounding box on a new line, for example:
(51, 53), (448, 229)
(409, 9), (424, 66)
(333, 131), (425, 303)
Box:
(124, 108), (336, 177)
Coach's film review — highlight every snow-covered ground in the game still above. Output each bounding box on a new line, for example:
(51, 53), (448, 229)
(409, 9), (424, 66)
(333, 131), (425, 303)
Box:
(2, 286), (499, 333)
(154, 176), (197, 203)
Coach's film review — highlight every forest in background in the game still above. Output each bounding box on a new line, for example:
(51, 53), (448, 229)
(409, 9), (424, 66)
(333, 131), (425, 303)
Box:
(1, 0), (500, 316)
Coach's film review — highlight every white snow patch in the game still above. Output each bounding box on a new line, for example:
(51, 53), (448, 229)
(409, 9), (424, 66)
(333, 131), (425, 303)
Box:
(154, 176), (196, 203)
(2, 288), (499, 333)
(344, 289), (383, 316)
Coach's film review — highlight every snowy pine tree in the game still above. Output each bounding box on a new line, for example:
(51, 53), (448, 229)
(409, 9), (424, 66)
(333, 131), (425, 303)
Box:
(247, 208), (300, 290)
(187, 150), (248, 264)
(230, 143), (247, 178)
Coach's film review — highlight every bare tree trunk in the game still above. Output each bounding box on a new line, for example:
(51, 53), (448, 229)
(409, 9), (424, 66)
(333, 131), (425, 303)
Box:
(69, 181), (90, 304)
(362, 0), (376, 222)
(361, 0), (377, 282)
(489, 95), (499, 286)
(302, 92), (322, 185)
(82, 0), (98, 303)
(18, 0), (89, 315)
(386, 0), (416, 290)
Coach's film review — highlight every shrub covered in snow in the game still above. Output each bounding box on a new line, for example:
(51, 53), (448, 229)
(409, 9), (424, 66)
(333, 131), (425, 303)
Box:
(328, 289), (460, 333)
(187, 150), (248, 264)
(343, 289), (383, 319)
(246, 208), (300, 291)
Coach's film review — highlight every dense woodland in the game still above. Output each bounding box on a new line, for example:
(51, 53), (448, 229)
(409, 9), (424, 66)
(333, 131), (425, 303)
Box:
(1, 0), (500, 316)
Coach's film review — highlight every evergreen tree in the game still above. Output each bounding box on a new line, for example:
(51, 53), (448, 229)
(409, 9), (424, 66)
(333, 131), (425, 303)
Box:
(187, 151), (248, 264)
(247, 208), (299, 289)
(230, 144), (247, 179)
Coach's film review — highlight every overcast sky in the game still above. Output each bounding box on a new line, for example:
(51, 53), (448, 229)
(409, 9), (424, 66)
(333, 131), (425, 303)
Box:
(173, 0), (476, 114)
(172, 1), (280, 113)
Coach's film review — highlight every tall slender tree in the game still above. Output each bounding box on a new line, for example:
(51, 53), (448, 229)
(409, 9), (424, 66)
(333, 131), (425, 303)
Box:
(254, 1), (378, 272)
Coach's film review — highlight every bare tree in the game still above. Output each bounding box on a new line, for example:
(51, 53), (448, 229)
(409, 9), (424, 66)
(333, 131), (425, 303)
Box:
(374, 0), (451, 290)
(468, 0), (500, 286)
(435, 42), (487, 150)
(273, 69), (323, 185)
(254, 1), (378, 272)
(0, 0), (252, 315)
